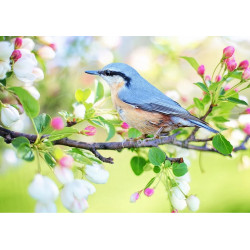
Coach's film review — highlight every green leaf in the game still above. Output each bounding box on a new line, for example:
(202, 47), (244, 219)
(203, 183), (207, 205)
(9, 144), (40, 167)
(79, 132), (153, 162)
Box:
(212, 134), (233, 155)
(193, 97), (204, 110)
(145, 177), (156, 189)
(90, 116), (116, 141)
(49, 127), (78, 141)
(75, 88), (91, 102)
(34, 113), (51, 134)
(194, 82), (209, 94)
(44, 153), (56, 167)
(153, 166), (161, 173)
(172, 162), (188, 177)
(164, 160), (171, 168)
(202, 94), (211, 105)
(0, 78), (6, 86)
(12, 137), (30, 148)
(67, 148), (93, 165)
(17, 143), (34, 161)
(226, 97), (248, 106)
(180, 56), (199, 71)
(130, 156), (146, 176)
(8, 87), (40, 118)
(225, 71), (242, 80)
(148, 147), (166, 166)
(213, 116), (229, 123)
(94, 81), (104, 103)
(128, 128), (142, 139)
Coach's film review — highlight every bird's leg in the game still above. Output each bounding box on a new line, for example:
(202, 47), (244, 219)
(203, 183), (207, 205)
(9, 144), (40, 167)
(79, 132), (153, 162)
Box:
(160, 132), (170, 137)
(153, 127), (164, 139)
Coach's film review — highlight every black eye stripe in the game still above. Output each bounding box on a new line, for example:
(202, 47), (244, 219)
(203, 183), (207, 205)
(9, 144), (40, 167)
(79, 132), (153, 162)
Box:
(100, 70), (131, 87)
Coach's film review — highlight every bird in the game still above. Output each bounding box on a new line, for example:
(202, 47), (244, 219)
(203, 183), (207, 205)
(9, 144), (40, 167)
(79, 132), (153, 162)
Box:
(85, 63), (218, 137)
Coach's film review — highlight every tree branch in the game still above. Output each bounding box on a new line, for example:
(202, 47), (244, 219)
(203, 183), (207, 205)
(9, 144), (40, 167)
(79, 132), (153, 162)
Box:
(0, 126), (249, 164)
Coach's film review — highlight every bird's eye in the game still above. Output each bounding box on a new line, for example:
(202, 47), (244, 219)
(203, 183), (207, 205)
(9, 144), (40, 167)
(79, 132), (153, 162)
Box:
(105, 70), (111, 76)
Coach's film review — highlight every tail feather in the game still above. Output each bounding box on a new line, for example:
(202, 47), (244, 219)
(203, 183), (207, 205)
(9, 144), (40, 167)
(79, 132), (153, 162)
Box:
(188, 119), (219, 133)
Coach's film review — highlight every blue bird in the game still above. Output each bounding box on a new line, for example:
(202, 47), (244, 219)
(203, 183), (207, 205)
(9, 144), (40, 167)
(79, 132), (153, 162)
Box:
(85, 63), (218, 137)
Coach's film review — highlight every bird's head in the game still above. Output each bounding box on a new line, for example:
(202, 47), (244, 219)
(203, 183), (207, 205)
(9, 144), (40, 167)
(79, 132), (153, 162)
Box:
(85, 63), (140, 87)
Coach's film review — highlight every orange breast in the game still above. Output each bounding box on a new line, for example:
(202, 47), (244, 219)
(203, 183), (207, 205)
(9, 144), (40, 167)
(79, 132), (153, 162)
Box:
(110, 82), (174, 135)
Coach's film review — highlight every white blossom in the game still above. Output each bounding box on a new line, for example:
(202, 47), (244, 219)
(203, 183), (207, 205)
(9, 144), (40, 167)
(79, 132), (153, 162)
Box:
(13, 49), (38, 83)
(54, 166), (74, 184)
(23, 85), (40, 100)
(1, 105), (20, 127)
(33, 67), (44, 82)
(73, 104), (86, 119)
(85, 162), (109, 184)
(35, 201), (57, 213)
(0, 61), (11, 80)
(186, 195), (200, 212)
(238, 114), (250, 126)
(60, 179), (95, 213)
(20, 38), (35, 51)
(171, 180), (190, 200)
(28, 174), (59, 203)
(0, 41), (14, 61)
(38, 46), (55, 60)
(175, 172), (191, 183)
(170, 193), (187, 211)
(225, 119), (239, 129)
(230, 129), (246, 147)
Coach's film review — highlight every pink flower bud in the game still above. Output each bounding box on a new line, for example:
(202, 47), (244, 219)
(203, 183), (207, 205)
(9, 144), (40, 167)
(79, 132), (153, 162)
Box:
(144, 188), (154, 197)
(130, 192), (140, 203)
(11, 50), (22, 62)
(84, 126), (96, 136)
(171, 209), (178, 213)
(226, 59), (237, 72)
(205, 75), (211, 82)
(49, 43), (56, 51)
(59, 155), (74, 168)
(197, 65), (205, 76)
(14, 38), (22, 49)
(223, 46), (235, 58)
(242, 68), (250, 80)
(121, 122), (129, 129)
(238, 60), (249, 70)
(215, 75), (222, 82)
(234, 88), (239, 92)
(51, 117), (64, 130)
(224, 84), (231, 91)
(243, 124), (250, 135)
(245, 108), (250, 114)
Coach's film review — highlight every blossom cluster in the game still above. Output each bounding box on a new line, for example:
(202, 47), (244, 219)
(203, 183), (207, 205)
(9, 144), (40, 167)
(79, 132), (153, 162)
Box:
(28, 153), (109, 213)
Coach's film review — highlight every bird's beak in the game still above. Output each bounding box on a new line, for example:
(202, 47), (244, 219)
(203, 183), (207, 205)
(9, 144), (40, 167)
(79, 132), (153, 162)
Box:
(85, 70), (100, 75)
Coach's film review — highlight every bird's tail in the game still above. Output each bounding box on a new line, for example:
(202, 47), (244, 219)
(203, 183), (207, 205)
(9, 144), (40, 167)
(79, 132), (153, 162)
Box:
(188, 118), (219, 134)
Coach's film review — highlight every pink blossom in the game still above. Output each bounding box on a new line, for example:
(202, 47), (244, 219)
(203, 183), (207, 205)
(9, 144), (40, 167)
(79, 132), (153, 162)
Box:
(205, 75), (211, 82)
(59, 155), (74, 168)
(245, 108), (250, 114)
(144, 188), (154, 197)
(14, 38), (22, 49)
(11, 50), (22, 62)
(223, 46), (235, 58)
(51, 117), (64, 130)
(226, 59), (237, 72)
(84, 126), (96, 136)
(224, 84), (231, 91)
(49, 43), (56, 51)
(121, 122), (129, 129)
(234, 88), (239, 92)
(130, 192), (140, 203)
(171, 209), (178, 213)
(238, 60), (249, 70)
(243, 124), (250, 135)
(215, 75), (222, 82)
(242, 68), (250, 80)
(197, 65), (205, 76)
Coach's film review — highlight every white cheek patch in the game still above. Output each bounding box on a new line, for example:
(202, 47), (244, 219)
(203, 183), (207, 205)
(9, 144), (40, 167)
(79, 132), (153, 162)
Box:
(102, 75), (124, 85)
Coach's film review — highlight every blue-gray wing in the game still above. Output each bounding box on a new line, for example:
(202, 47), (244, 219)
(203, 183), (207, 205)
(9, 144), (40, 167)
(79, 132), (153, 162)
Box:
(118, 78), (191, 118)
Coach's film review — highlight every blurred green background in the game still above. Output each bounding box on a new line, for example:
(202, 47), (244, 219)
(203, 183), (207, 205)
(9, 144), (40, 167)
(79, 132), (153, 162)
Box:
(0, 36), (250, 212)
